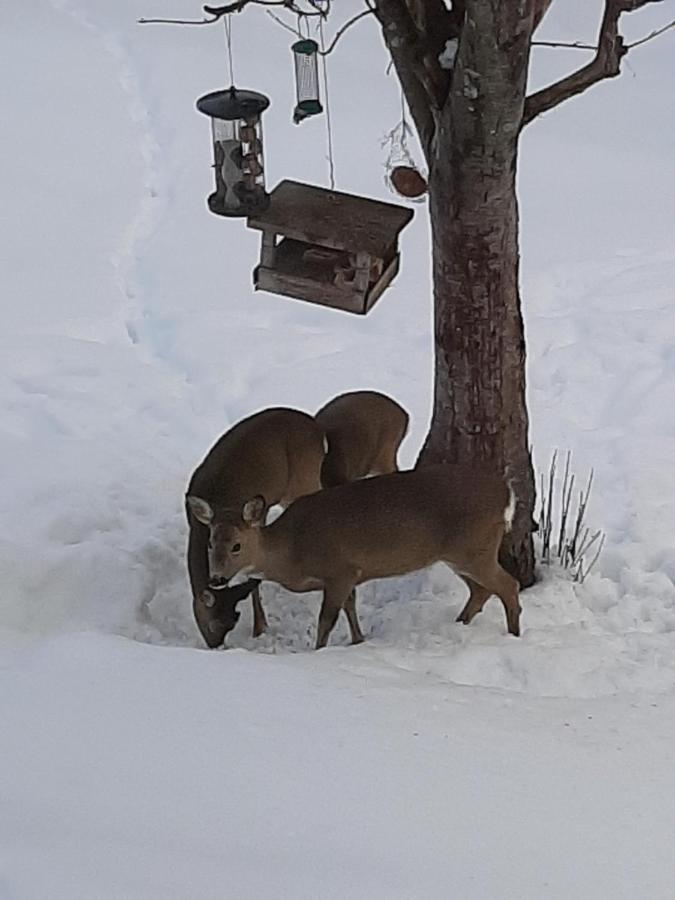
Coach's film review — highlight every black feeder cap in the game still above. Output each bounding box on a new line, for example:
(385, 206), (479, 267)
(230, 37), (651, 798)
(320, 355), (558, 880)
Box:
(196, 87), (270, 121)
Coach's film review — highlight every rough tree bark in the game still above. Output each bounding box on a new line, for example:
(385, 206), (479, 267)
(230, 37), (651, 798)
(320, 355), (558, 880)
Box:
(376, 0), (544, 587)
(420, 3), (537, 586)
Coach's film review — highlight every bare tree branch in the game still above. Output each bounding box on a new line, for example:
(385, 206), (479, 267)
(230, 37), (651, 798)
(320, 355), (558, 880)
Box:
(139, 0), (327, 25)
(532, 19), (674, 52)
(204, 0), (325, 19)
(523, 0), (666, 126)
(626, 17), (675, 48)
(265, 9), (301, 36)
(206, 0), (281, 14)
(373, 0), (439, 161)
(138, 14), (219, 25)
(263, 6), (373, 49)
(319, 8), (375, 54)
(531, 39), (597, 50)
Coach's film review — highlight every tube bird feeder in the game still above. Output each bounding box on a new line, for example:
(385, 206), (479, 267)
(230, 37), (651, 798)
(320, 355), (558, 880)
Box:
(292, 39), (323, 124)
(196, 87), (270, 217)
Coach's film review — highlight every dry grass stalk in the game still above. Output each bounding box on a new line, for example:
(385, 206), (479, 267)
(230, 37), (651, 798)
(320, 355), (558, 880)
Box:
(537, 451), (604, 583)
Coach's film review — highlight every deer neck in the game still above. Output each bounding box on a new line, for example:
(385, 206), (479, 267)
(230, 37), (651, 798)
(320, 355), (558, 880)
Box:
(254, 523), (295, 586)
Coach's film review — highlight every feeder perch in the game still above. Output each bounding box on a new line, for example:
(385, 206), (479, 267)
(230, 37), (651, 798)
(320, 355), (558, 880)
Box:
(292, 39), (323, 124)
(196, 87), (270, 217)
(247, 180), (413, 315)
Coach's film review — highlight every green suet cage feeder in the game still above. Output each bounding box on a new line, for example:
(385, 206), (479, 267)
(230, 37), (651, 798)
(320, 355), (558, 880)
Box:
(292, 39), (323, 124)
(196, 86), (270, 217)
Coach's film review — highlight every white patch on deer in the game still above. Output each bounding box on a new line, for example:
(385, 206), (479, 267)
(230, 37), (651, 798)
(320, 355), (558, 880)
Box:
(229, 565), (263, 586)
(265, 504), (285, 525)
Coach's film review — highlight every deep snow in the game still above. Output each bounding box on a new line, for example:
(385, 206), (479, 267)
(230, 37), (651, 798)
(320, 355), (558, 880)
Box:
(1, 0), (675, 897)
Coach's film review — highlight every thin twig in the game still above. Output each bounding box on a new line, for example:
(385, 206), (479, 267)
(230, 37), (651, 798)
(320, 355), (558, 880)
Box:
(532, 40), (597, 50)
(265, 6), (372, 52)
(561, 472), (577, 561)
(574, 531), (604, 583)
(539, 471), (546, 548)
(138, 15), (218, 25)
(577, 529), (602, 563)
(318, 8), (374, 54)
(626, 18), (675, 49)
(532, 20), (674, 52)
(538, 451), (604, 579)
(542, 450), (557, 564)
(205, 0), (324, 19)
(140, 0), (326, 26)
(569, 469), (594, 562)
(266, 9), (301, 36)
(574, 526), (592, 561)
(556, 451), (572, 558)
(583, 533), (606, 582)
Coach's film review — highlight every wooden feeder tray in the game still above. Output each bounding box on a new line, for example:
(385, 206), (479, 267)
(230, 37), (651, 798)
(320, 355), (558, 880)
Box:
(247, 180), (413, 315)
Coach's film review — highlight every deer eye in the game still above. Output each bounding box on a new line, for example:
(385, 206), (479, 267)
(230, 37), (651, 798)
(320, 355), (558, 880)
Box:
(232, 543), (241, 554)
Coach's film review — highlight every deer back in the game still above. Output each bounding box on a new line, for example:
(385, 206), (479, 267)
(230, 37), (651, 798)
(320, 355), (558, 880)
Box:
(315, 390), (409, 487)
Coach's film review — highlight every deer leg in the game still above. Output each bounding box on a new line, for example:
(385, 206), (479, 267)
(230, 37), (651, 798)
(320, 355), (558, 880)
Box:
(251, 583), (267, 638)
(342, 590), (364, 645)
(490, 567), (522, 637)
(186, 512), (220, 648)
(463, 563), (522, 637)
(456, 576), (492, 626)
(316, 578), (355, 650)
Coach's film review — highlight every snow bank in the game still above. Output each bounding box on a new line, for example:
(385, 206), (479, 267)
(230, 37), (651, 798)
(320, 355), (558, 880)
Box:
(2, 0), (675, 895)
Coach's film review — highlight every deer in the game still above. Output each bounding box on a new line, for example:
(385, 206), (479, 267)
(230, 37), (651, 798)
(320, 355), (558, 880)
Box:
(186, 407), (325, 649)
(185, 391), (409, 648)
(192, 463), (522, 650)
(315, 390), (409, 488)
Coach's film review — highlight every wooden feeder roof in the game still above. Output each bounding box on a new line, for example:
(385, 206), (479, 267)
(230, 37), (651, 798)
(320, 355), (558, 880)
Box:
(247, 180), (413, 258)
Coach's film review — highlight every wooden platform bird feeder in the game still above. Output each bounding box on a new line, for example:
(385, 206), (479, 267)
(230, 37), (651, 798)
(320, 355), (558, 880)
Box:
(247, 180), (414, 315)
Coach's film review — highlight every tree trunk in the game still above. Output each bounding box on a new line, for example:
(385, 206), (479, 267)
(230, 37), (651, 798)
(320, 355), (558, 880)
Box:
(414, 3), (537, 587)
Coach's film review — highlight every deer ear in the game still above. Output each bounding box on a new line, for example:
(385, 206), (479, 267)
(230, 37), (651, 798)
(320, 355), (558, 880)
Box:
(242, 495), (266, 526)
(187, 495), (214, 525)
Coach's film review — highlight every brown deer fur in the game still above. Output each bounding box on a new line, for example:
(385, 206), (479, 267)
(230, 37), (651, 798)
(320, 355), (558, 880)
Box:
(186, 408), (324, 647)
(186, 392), (409, 648)
(315, 391), (409, 488)
(209, 464), (521, 649)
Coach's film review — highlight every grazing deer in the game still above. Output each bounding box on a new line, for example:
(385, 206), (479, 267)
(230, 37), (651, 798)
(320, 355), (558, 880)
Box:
(186, 391), (409, 648)
(315, 390), (409, 488)
(195, 464), (521, 649)
(186, 408), (325, 648)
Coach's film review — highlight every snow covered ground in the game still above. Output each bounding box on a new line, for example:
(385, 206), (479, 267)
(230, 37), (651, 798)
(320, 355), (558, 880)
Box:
(1, 1), (674, 897)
